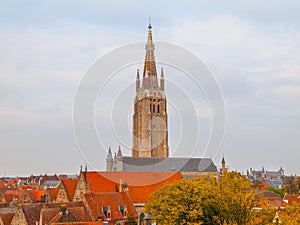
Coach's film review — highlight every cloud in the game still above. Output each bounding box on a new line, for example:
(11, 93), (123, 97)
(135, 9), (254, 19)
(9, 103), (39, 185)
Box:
(0, 3), (299, 175)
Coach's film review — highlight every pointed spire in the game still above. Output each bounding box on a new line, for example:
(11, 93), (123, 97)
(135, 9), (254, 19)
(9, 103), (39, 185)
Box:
(117, 146), (122, 158)
(222, 156), (225, 164)
(136, 69), (140, 80)
(142, 19), (158, 89)
(106, 147), (113, 160)
(148, 15), (152, 29)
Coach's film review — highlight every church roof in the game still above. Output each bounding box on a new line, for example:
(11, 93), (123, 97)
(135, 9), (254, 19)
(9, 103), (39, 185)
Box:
(84, 171), (182, 202)
(121, 157), (218, 173)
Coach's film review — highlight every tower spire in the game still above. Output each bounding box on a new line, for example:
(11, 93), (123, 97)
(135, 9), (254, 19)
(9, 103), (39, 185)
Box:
(148, 15), (152, 29)
(142, 19), (158, 89)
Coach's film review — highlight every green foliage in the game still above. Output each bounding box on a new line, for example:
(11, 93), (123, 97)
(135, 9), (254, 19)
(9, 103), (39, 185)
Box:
(145, 171), (256, 225)
(267, 186), (284, 198)
(252, 206), (277, 225)
(125, 214), (138, 225)
(280, 202), (300, 224)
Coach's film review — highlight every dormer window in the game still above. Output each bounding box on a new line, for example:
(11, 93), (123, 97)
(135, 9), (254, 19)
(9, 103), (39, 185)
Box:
(119, 205), (127, 218)
(102, 206), (111, 221)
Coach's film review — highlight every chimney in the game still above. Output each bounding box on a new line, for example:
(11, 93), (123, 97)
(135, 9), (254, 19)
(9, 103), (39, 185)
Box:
(119, 179), (123, 192)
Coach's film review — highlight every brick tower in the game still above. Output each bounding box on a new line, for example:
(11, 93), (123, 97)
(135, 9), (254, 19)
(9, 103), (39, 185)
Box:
(131, 21), (169, 158)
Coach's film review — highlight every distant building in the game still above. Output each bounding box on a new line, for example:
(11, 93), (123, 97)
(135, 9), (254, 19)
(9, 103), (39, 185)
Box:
(247, 167), (284, 189)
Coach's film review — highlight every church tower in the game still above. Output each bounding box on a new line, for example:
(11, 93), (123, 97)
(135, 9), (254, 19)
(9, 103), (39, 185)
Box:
(131, 21), (169, 158)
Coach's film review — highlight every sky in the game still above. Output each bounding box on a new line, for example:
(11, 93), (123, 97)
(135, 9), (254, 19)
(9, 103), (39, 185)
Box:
(0, 1), (300, 176)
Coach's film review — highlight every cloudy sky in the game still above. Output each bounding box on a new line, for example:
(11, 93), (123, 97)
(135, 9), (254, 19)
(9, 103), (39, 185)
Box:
(1, 1), (299, 176)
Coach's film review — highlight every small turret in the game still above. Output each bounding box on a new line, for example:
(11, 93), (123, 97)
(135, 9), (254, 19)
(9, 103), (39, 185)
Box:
(106, 147), (113, 171)
(160, 68), (165, 91)
(115, 146), (123, 171)
(221, 156), (227, 175)
(117, 146), (123, 159)
(136, 69), (140, 92)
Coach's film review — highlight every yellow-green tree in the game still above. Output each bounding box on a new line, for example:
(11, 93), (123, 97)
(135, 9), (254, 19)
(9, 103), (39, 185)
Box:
(280, 202), (300, 224)
(145, 171), (256, 225)
(145, 177), (211, 225)
(216, 172), (256, 224)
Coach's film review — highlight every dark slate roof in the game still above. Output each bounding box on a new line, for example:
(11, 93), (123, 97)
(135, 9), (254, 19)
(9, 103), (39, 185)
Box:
(122, 157), (218, 172)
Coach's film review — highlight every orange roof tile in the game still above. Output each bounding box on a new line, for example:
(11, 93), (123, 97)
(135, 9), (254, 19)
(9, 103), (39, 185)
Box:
(41, 202), (92, 224)
(62, 179), (78, 202)
(85, 192), (137, 222)
(53, 223), (103, 225)
(35, 189), (46, 202)
(85, 171), (182, 202)
(283, 194), (300, 204)
(22, 204), (43, 225)
(0, 213), (14, 225)
(48, 188), (59, 201)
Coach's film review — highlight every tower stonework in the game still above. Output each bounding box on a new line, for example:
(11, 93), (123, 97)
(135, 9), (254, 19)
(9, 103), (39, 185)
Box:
(131, 22), (169, 158)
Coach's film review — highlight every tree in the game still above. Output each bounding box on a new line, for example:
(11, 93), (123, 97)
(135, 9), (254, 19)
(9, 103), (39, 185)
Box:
(125, 214), (138, 225)
(145, 172), (256, 225)
(215, 172), (256, 225)
(145, 177), (211, 224)
(280, 202), (300, 224)
(252, 201), (278, 225)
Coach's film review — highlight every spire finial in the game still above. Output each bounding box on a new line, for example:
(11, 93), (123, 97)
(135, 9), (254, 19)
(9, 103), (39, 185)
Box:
(148, 15), (152, 29)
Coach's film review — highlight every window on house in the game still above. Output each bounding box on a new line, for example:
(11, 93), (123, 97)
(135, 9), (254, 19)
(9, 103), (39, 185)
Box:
(102, 206), (111, 220)
(119, 205), (127, 218)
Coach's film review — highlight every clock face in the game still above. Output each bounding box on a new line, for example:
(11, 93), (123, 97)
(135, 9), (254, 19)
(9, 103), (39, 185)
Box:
(144, 106), (148, 110)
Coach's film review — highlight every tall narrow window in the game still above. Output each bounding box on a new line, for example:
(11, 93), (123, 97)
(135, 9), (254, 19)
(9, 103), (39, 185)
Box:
(157, 104), (160, 113)
(152, 105), (155, 113)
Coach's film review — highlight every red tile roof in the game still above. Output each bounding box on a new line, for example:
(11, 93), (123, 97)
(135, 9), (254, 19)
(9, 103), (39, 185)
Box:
(85, 171), (182, 202)
(283, 194), (300, 204)
(85, 192), (137, 222)
(22, 204), (43, 225)
(4, 189), (22, 202)
(35, 189), (46, 202)
(53, 223), (103, 225)
(62, 179), (78, 202)
(48, 188), (59, 202)
(0, 213), (14, 225)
